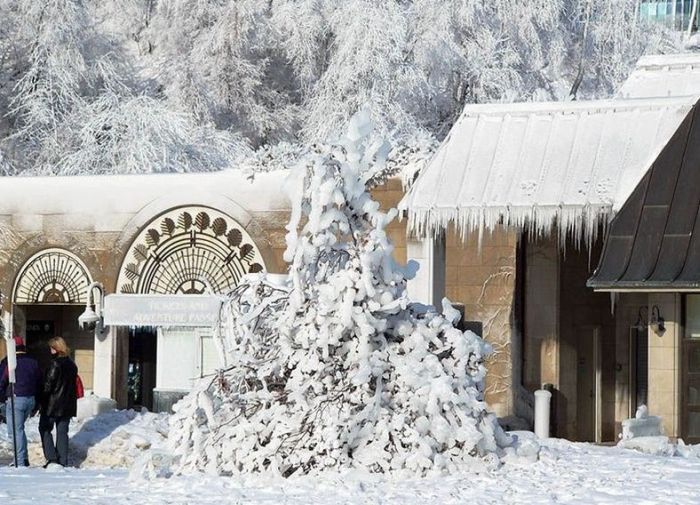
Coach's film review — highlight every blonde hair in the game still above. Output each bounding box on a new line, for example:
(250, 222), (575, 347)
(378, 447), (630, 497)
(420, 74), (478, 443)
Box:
(48, 336), (70, 357)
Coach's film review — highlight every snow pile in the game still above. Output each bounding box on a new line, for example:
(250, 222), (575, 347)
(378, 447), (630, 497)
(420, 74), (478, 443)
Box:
(614, 407), (700, 459)
(676, 439), (700, 459)
(1, 407), (168, 469)
(618, 436), (676, 456)
(77, 394), (118, 421)
(6, 437), (700, 505)
(164, 111), (513, 477)
(68, 409), (169, 468)
(617, 405), (672, 456)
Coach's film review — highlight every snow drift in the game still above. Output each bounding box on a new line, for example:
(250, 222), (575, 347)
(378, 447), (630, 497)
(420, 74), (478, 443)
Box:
(163, 111), (512, 477)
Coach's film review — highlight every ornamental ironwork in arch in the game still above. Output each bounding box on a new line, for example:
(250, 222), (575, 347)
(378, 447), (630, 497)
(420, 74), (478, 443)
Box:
(117, 206), (265, 295)
(13, 249), (93, 304)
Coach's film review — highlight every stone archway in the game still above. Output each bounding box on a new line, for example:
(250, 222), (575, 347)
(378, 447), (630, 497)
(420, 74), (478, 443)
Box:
(13, 248), (93, 304)
(115, 205), (267, 412)
(12, 248), (95, 391)
(116, 205), (266, 295)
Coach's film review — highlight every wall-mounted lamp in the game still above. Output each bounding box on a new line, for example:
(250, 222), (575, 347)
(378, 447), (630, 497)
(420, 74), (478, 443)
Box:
(650, 305), (665, 334)
(78, 281), (105, 334)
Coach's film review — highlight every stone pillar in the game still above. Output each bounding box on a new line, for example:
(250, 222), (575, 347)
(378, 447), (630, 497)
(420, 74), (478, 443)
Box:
(647, 293), (681, 437)
(92, 326), (115, 399)
(406, 234), (446, 308)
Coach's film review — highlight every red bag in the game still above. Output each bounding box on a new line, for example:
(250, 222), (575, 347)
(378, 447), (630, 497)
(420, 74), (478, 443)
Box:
(75, 374), (85, 399)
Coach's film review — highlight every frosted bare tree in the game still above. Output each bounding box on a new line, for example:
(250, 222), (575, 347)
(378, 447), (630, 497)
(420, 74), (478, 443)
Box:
(150, 0), (300, 144)
(0, 0), (243, 175)
(0, 0), (675, 176)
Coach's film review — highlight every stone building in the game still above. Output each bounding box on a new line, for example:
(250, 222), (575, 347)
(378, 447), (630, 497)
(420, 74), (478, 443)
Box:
(398, 53), (700, 442)
(1, 53), (699, 444)
(0, 170), (290, 410)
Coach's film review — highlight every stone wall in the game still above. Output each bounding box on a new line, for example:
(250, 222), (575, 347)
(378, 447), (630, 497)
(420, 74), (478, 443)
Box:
(371, 178), (407, 264)
(523, 234), (617, 441)
(445, 227), (518, 418)
(558, 242), (616, 441)
(613, 292), (647, 435)
(523, 235), (559, 393)
(372, 180), (519, 418)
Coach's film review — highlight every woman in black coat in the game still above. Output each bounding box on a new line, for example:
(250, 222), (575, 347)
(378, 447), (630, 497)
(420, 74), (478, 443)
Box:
(39, 336), (78, 467)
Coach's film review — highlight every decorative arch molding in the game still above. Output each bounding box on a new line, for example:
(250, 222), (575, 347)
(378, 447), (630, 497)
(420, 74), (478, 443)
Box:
(13, 248), (93, 304)
(117, 206), (266, 295)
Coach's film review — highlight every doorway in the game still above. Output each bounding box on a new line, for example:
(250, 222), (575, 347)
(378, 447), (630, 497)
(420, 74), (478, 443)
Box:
(682, 294), (700, 443)
(127, 328), (158, 411)
(15, 304), (95, 388)
(576, 325), (602, 442)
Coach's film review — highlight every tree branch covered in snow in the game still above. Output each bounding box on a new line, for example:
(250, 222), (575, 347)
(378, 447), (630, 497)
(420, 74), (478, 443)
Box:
(30, 92), (245, 175)
(0, 0), (245, 175)
(0, 0), (676, 176)
(165, 112), (512, 477)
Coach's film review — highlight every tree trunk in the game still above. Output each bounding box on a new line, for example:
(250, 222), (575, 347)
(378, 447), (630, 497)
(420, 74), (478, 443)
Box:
(689, 0), (699, 38)
(569, 0), (592, 100)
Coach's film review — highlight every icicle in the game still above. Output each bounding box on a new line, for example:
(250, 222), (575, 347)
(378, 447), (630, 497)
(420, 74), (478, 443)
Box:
(610, 292), (618, 316)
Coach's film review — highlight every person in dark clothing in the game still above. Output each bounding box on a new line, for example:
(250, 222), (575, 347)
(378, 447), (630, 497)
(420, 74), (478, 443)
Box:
(0, 336), (42, 467)
(39, 336), (77, 468)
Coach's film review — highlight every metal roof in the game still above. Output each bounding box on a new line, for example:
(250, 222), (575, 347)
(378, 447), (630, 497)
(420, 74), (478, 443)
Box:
(617, 53), (700, 99)
(399, 96), (697, 244)
(588, 101), (700, 291)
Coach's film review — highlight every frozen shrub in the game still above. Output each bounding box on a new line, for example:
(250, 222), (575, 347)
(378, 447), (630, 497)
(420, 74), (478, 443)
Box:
(167, 111), (512, 477)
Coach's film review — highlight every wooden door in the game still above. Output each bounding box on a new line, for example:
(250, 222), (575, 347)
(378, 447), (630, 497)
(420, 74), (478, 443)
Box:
(683, 295), (700, 444)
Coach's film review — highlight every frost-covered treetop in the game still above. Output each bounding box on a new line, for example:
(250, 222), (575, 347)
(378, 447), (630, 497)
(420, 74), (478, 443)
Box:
(0, 0), (674, 176)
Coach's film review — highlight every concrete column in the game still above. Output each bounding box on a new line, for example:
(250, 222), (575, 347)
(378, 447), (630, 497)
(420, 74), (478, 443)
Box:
(406, 234), (446, 308)
(92, 326), (115, 399)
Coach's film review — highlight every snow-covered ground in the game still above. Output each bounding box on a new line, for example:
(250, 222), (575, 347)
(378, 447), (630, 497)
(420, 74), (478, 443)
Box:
(1, 412), (700, 504)
(0, 408), (168, 468)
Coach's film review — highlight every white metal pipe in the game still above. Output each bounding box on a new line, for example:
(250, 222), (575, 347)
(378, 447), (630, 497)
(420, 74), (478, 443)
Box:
(6, 334), (16, 384)
(534, 389), (552, 439)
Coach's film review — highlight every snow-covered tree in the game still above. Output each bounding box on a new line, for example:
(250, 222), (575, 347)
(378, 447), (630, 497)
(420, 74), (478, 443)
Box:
(150, 0), (300, 144)
(143, 0), (672, 159)
(4, 0), (118, 156)
(581, 0), (673, 97)
(166, 111), (512, 477)
(0, 0), (677, 176)
(37, 92), (246, 176)
(0, 0), (243, 175)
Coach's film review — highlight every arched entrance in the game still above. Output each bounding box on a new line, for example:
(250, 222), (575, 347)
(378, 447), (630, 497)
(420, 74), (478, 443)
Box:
(12, 248), (95, 386)
(117, 206), (265, 295)
(116, 206), (266, 411)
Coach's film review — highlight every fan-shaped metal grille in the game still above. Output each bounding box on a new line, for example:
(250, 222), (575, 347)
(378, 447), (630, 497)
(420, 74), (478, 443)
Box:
(117, 206), (265, 295)
(14, 249), (93, 304)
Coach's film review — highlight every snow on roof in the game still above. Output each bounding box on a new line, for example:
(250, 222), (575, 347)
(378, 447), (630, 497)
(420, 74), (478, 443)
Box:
(399, 95), (698, 245)
(617, 53), (700, 99)
(0, 169), (290, 217)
